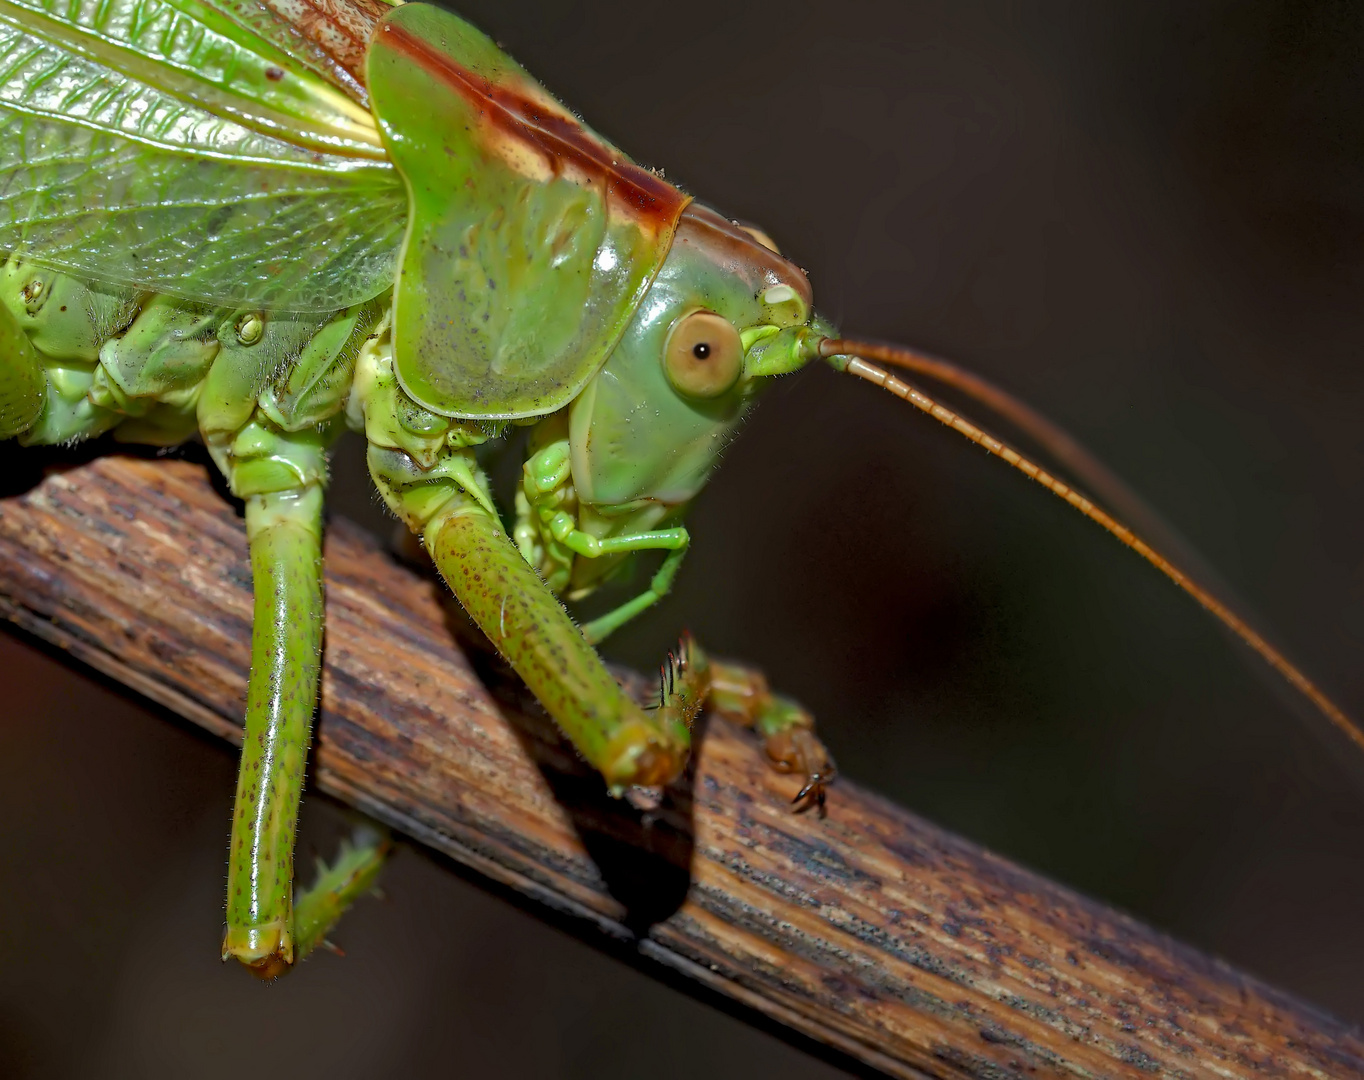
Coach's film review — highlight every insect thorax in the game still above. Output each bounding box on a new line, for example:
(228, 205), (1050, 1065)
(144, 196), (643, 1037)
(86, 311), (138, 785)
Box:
(2, 253), (656, 607)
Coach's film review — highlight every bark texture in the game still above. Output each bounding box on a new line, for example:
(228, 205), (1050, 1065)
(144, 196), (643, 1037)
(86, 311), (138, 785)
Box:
(1, 449), (1360, 1079)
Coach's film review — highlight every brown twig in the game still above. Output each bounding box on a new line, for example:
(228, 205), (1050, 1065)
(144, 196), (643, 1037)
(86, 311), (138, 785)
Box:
(0, 450), (1359, 1079)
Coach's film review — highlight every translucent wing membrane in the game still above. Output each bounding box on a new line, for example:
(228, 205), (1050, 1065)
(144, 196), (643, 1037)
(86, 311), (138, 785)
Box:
(6, 0), (382, 150)
(0, 0), (404, 310)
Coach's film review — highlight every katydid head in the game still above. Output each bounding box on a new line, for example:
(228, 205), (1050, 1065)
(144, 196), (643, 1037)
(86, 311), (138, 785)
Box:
(567, 203), (825, 507)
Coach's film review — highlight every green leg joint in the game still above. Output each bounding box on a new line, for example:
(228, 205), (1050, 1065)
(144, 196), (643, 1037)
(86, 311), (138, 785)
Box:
(223, 486), (325, 977)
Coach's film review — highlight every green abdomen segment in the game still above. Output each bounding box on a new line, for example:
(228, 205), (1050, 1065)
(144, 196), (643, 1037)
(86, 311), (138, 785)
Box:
(0, 299), (42, 437)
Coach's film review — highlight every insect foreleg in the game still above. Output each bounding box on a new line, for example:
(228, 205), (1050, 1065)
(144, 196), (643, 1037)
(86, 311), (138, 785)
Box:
(368, 440), (691, 790)
(642, 638), (835, 811)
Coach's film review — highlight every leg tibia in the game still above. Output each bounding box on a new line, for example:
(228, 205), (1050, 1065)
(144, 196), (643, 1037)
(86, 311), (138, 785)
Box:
(223, 486), (325, 976)
(650, 635), (709, 741)
(581, 543), (688, 645)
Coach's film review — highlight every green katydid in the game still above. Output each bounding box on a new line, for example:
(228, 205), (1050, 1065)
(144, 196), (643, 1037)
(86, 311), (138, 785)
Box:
(0, 0), (1356, 980)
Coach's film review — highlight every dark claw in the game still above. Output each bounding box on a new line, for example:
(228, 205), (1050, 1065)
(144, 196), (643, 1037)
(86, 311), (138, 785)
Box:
(791, 772), (829, 818)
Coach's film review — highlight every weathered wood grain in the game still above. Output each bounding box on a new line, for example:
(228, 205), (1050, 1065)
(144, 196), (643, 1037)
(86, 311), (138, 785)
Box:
(1, 449), (1360, 1079)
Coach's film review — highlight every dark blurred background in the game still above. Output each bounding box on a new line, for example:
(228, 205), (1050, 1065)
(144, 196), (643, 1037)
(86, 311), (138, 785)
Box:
(3, 1), (1364, 1076)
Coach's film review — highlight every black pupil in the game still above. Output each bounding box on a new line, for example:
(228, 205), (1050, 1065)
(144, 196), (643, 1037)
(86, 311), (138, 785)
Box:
(692, 342), (711, 360)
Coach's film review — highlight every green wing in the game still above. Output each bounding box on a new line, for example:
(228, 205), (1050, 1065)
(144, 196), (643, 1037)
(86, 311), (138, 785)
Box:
(0, 0), (404, 311)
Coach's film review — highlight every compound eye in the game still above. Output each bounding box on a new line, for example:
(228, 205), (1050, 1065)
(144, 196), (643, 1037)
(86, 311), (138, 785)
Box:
(663, 311), (743, 398)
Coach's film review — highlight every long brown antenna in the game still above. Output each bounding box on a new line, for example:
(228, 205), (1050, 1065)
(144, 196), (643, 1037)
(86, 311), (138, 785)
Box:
(812, 339), (1181, 551)
(821, 338), (1364, 753)
(825, 337), (1246, 602)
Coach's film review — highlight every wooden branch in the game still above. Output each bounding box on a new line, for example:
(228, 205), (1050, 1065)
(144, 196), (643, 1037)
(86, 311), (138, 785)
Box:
(1, 449), (1359, 1080)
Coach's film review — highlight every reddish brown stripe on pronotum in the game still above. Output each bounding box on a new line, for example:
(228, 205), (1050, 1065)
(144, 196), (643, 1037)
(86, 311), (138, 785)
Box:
(378, 20), (689, 229)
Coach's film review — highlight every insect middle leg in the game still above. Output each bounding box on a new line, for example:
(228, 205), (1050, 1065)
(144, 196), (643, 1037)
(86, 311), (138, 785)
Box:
(201, 364), (392, 972)
(218, 479), (326, 974)
(214, 454), (389, 970)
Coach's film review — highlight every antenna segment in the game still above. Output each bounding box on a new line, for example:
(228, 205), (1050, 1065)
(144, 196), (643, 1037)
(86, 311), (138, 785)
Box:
(821, 336), (1363, 753)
